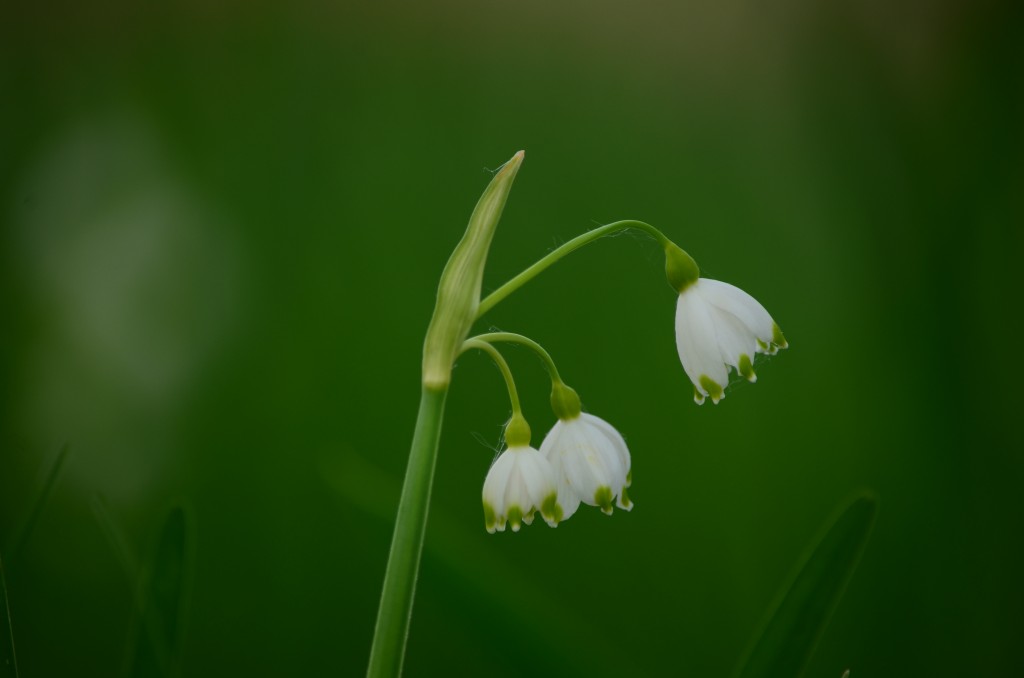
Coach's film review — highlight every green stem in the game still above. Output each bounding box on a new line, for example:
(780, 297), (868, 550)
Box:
(476, 219), (671, 318)
(460, 339), (522, 415)
(469, 332), (581, 421)
(367, 385), (448, 678)
(470, 332), (563, 384)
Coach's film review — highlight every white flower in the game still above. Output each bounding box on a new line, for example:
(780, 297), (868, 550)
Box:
(539, 413), (632, 520)
(482, 445), (561, 533)
(674, 278), (788, 405)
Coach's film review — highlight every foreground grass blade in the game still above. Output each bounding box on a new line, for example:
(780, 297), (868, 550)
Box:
(125, 505), (193, 678)
(91, 495), (140, 583)
(0, 556), (18, 678)
(735, 492), (878, 678)
(6, 444), (70, 566)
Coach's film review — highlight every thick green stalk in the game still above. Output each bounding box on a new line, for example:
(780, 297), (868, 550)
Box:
(366, 385), (448, 678)
(476, 219), (672, 318)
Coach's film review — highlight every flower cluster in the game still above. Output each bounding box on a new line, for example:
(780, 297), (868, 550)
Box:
(675, 278), (788, 405)
(665, 242), (787, 405)
(479, 235), (786, 533)
(481, 443), (561, 533)
(482, 411), (632, 533)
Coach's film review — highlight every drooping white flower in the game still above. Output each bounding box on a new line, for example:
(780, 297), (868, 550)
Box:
(482, 445), (561, 533)
(539, 413), (632, 520)
(674, 278), (788, 405)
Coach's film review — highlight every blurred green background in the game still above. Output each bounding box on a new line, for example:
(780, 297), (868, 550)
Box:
(2, 1), (1022, 676)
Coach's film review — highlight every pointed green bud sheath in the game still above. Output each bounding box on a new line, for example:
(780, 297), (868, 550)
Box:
(550, 382), (582, 420)
(665, 242), (700, 293)
(422, 151), (524, 388)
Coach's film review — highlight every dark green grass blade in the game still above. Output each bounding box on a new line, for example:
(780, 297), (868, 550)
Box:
(124, 505), (193, 678)
(91, 494), (140, 583)
(0, 556), (18, 678)
(6, 444), (70, 566)
(735, 492), (878, 678)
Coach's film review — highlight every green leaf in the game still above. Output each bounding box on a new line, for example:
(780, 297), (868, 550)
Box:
(0, 556), (18, 678)
(735, 492), (878, 678)
(124, 505), (193, 678)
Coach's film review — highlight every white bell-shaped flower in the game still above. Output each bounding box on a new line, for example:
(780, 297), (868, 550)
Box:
(674, 278), (788, 405)
(540, 413), (632, 520)
(481, 445), (561, 533)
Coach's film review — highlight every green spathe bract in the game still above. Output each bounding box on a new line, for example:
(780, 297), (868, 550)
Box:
(421, 152), (524, 388)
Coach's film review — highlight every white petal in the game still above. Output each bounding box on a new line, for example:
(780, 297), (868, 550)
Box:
(502, 459), (527, 520)
(580, 413), (631, 478)
(572, 422), (624, 511)
(482, 451), (515, 514)
(540, 421), (579, 520)
(482, 451), (517, 533)
(546, 422), (593, 501)
(697, 278), (775, 345)
(540, 417), (633, 518)
(675, 289), (729, 397)
(556, 479), (582, 521)
(515, 446), (557, 508)
(579, 414), (632, 510)
(481, 446), (557, 533)
(708, 305), (758, 375)
(538, 420), (564, 461)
